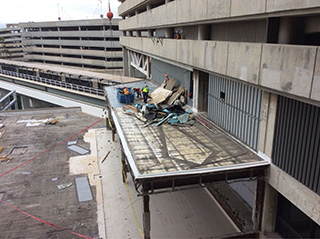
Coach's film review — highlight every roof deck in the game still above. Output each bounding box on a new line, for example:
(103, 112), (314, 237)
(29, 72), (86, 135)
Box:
(106, 82), (269, 193)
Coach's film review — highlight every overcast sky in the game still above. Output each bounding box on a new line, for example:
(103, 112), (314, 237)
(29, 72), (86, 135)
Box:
(0, 0), (121, 28)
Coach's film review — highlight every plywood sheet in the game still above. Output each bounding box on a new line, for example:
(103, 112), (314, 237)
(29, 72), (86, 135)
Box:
(149, 87), (172, 104)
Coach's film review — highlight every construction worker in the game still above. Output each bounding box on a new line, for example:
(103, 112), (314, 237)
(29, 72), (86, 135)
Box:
(164, 74), (169, 88)
(142, 85), (149, 103)
(123, 86), (131, 105)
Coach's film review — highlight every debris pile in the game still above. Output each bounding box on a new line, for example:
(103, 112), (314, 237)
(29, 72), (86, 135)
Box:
(121, 78), (195, 127)
(16, 116), (59, 127)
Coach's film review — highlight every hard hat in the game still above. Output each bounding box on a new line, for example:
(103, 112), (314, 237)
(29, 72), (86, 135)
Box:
(123, 86), (126, 88)
(165, 74), (168, 77)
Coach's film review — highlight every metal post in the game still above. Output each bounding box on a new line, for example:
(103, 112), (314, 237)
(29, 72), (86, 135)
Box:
(121, 147), (127, 183)
(143, 188), (151, 239)
(253, 178), (266, 231)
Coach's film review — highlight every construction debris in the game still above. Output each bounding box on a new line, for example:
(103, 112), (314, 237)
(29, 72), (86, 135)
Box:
(16, 117), (59, 126)
(57, 182), (73, 190)
(101, 151), (111, 163)
(74, 177), (93, 202)
(67, 145), (90, 155)
(0, 130), (6, 139)
(0, 155), (13, 162)
(120, 81), (194, 128)
(167, 85), (185, 105)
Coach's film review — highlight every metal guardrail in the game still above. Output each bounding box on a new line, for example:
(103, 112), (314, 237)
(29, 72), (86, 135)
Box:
(0, 69), (105, 97)
(0, 90), (17, 111)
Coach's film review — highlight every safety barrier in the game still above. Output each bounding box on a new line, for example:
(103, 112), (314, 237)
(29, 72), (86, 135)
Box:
(0, 69), (105, 96)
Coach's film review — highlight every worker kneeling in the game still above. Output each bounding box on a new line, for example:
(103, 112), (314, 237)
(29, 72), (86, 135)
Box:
(123, 86), (131, 105)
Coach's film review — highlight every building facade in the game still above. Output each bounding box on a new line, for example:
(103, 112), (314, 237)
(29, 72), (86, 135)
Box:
(118, 0), (320, 238)
(0, 24), (24, 60)
(19, 19), (123, 72)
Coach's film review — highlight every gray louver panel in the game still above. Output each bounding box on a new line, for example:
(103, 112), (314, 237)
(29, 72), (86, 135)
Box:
(207, 74), (262, 151)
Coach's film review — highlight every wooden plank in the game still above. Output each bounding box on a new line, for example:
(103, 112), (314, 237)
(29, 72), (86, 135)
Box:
(167, 85), (185, 105)
(0, 130), (6, 139)
(160, 78), (176, 91)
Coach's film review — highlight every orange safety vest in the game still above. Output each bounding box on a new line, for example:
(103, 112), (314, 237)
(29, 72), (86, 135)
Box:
(123, 88), (129, 95)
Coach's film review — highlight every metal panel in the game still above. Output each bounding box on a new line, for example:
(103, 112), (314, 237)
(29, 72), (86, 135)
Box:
(207, 74), (262, 151)
(273, 96), (320, 194)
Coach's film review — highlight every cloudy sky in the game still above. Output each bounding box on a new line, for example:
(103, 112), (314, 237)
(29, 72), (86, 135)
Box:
(0, 0), (121, 28)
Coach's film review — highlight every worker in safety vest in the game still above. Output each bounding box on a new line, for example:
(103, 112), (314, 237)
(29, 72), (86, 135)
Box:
(163, 74), (169, 88)
(142, 85), (149, 103)
(123, 86), (131, 105)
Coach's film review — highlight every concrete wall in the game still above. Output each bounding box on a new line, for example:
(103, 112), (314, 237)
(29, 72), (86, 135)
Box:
(260, 45), (317, 99)
(268, 164), (320, 225)
(121, 37), (320, 104)
(118, 0), (320, 30)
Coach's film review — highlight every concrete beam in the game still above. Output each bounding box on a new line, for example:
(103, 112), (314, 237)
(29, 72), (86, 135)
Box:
(120, 36), (320, 104)
(260, 44), (317, 98)
(268, 164), (320, 225)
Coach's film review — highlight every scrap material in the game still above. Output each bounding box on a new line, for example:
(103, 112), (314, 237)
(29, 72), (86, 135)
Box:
(0, 130), (6, 139)
(101, 151), (111, 163)
(0, 155), (13, 162)
(167, 85), (185, 105)
(161, 78), (176, 91)
(148, 87), (172, 104)
(74, 176), (93, 202)
(57, 182), (73, 190)
(67, 145), (90, 155)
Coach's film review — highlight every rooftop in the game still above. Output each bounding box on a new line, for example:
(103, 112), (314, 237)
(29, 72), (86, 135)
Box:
(0, 108), (104, 238)
(105, 81), (268, 192)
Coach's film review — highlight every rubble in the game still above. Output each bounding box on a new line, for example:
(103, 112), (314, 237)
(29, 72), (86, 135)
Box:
(120, 81), (194, 128)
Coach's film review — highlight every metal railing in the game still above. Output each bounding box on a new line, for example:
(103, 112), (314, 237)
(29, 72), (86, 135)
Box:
(0, 69), (105, 97)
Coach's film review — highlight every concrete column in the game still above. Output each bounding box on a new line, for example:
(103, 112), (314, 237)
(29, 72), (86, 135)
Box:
(122, 47), (129, 77)
(61, 73), (66, 82)
(92, 80), (99, 89)
(135, 10), (139, 15)
(136, 31), (141, 37)
(147, 57), (151, 80)
(127, 31), (133, 37)
(20, 95), (31, 110)
(147, 30), (153, 38)
(258, 93), (277, 157)
(122, 31), (126, 36)
(128, 50), (134, 77)
(198, 25), (210, 40)
(261, 183), (278, 234)
(146, 4), (151, 11)
(192, 70), (199, 112)
(278, 17), (304, 44)
(165, 28), (173, 38)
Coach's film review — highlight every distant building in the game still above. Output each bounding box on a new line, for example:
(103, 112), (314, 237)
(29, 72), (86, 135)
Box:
(118, 0), (320, 238)
(20, 19), (123, 72)
(0, 24), (24, 61)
